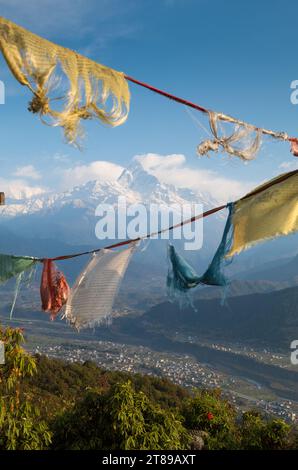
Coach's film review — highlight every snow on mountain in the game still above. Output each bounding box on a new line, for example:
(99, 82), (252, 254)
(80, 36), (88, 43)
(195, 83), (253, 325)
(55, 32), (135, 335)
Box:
(0, 159), (217, 221)
(0, 159), (223, 251)
(0, 159), (296, 297)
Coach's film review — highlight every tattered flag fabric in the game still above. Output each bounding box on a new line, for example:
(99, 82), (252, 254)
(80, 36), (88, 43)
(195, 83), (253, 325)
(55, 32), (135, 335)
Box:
(40, 259), (70, 320)
(291, 141), (298, 157)
(197, 111), (262, 161)
(0, 16), (130, 146)
(0, 253), (38, 317)
(226, 169), (298, 257)
(0, 254), (37, 283)
(168, 169), (298, 305)
(63, 244), (136, 330)
(167, 203), (233, 305)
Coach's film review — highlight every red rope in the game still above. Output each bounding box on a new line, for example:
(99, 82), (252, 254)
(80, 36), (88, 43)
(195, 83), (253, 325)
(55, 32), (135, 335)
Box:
(125, 75), (298, 144)
(125, 75), (208, 114)
(49, 165), (298, 263)
(48, 204), (227, 262)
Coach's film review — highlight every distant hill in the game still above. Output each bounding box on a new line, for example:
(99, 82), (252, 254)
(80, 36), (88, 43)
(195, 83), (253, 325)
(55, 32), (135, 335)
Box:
(2, 283), (298, 401)
(1, 256), (298, 351)
(1, 157), (298, 298)
(241, 254), (298, 282)
(141, 285), (298, 349)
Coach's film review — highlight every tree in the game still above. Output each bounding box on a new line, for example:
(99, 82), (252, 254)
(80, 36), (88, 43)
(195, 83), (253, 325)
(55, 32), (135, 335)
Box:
(240, 411), (291, 450)
(182, 388), (240, 449)
(52, 380), (190, 450)
(0, 325), (52, 450)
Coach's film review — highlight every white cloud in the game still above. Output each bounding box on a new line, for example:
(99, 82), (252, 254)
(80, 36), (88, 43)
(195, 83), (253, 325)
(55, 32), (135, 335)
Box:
(279, 161), (298, 171)
(2, 154), (255, 202)
(53, 153), (72, 164)
(60, 161), (124, 188)
(0, 177), (47, 199)
(13, 165), (41, 180)
(135, 153), (254, 202)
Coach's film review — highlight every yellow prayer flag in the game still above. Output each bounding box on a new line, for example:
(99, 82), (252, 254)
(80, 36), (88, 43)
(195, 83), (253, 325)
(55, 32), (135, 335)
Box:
(0, 16), (130, 145)
(227, 170), (298, 257)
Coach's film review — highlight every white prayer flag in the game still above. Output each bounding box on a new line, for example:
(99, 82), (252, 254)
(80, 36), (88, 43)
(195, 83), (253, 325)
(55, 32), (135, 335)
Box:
(64, 244), (136, 330)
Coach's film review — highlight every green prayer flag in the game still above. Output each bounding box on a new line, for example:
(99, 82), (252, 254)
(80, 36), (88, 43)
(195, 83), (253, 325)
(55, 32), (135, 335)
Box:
(0, 254), (38, 283)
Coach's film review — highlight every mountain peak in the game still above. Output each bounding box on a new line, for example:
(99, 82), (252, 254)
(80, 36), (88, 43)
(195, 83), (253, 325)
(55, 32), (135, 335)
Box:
(0, 158), (218, 243)
(118, 159), (160, 194)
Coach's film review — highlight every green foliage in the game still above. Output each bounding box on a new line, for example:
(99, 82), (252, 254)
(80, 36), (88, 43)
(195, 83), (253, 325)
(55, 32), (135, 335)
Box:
(182, 388), (240, 449)
(240, 411), (291, 450)
(0, 399), (51, 450)
(0, 325), (52, 450)
(1, 330), (297, 451)
(0, 326), (36, 391)
(52, 380), (190, 450)
(25, 355), (189, 420)
(109, 380), (190, 450)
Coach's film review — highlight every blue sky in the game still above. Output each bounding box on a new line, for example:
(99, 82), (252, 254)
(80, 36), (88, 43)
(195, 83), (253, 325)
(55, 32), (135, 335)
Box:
(0, 0), (297, 201)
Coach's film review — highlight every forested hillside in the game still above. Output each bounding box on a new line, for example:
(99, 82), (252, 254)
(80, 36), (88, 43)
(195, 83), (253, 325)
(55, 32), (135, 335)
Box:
(1, 325), (298, 450)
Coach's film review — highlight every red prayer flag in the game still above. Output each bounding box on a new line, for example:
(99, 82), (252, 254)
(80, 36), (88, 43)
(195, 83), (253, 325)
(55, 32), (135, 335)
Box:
(40, 259), (70, 320)
(290, 140), (298, 156)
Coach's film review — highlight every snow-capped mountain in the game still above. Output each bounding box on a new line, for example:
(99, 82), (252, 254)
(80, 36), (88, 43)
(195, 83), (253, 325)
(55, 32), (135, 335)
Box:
(1, 160), (218, 217)
(0, 159), (220, 246)
(0, 159), (297, 311)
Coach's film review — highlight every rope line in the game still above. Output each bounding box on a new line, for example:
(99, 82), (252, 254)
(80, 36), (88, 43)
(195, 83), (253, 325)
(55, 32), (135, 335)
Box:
(125, 75), (298, 144)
